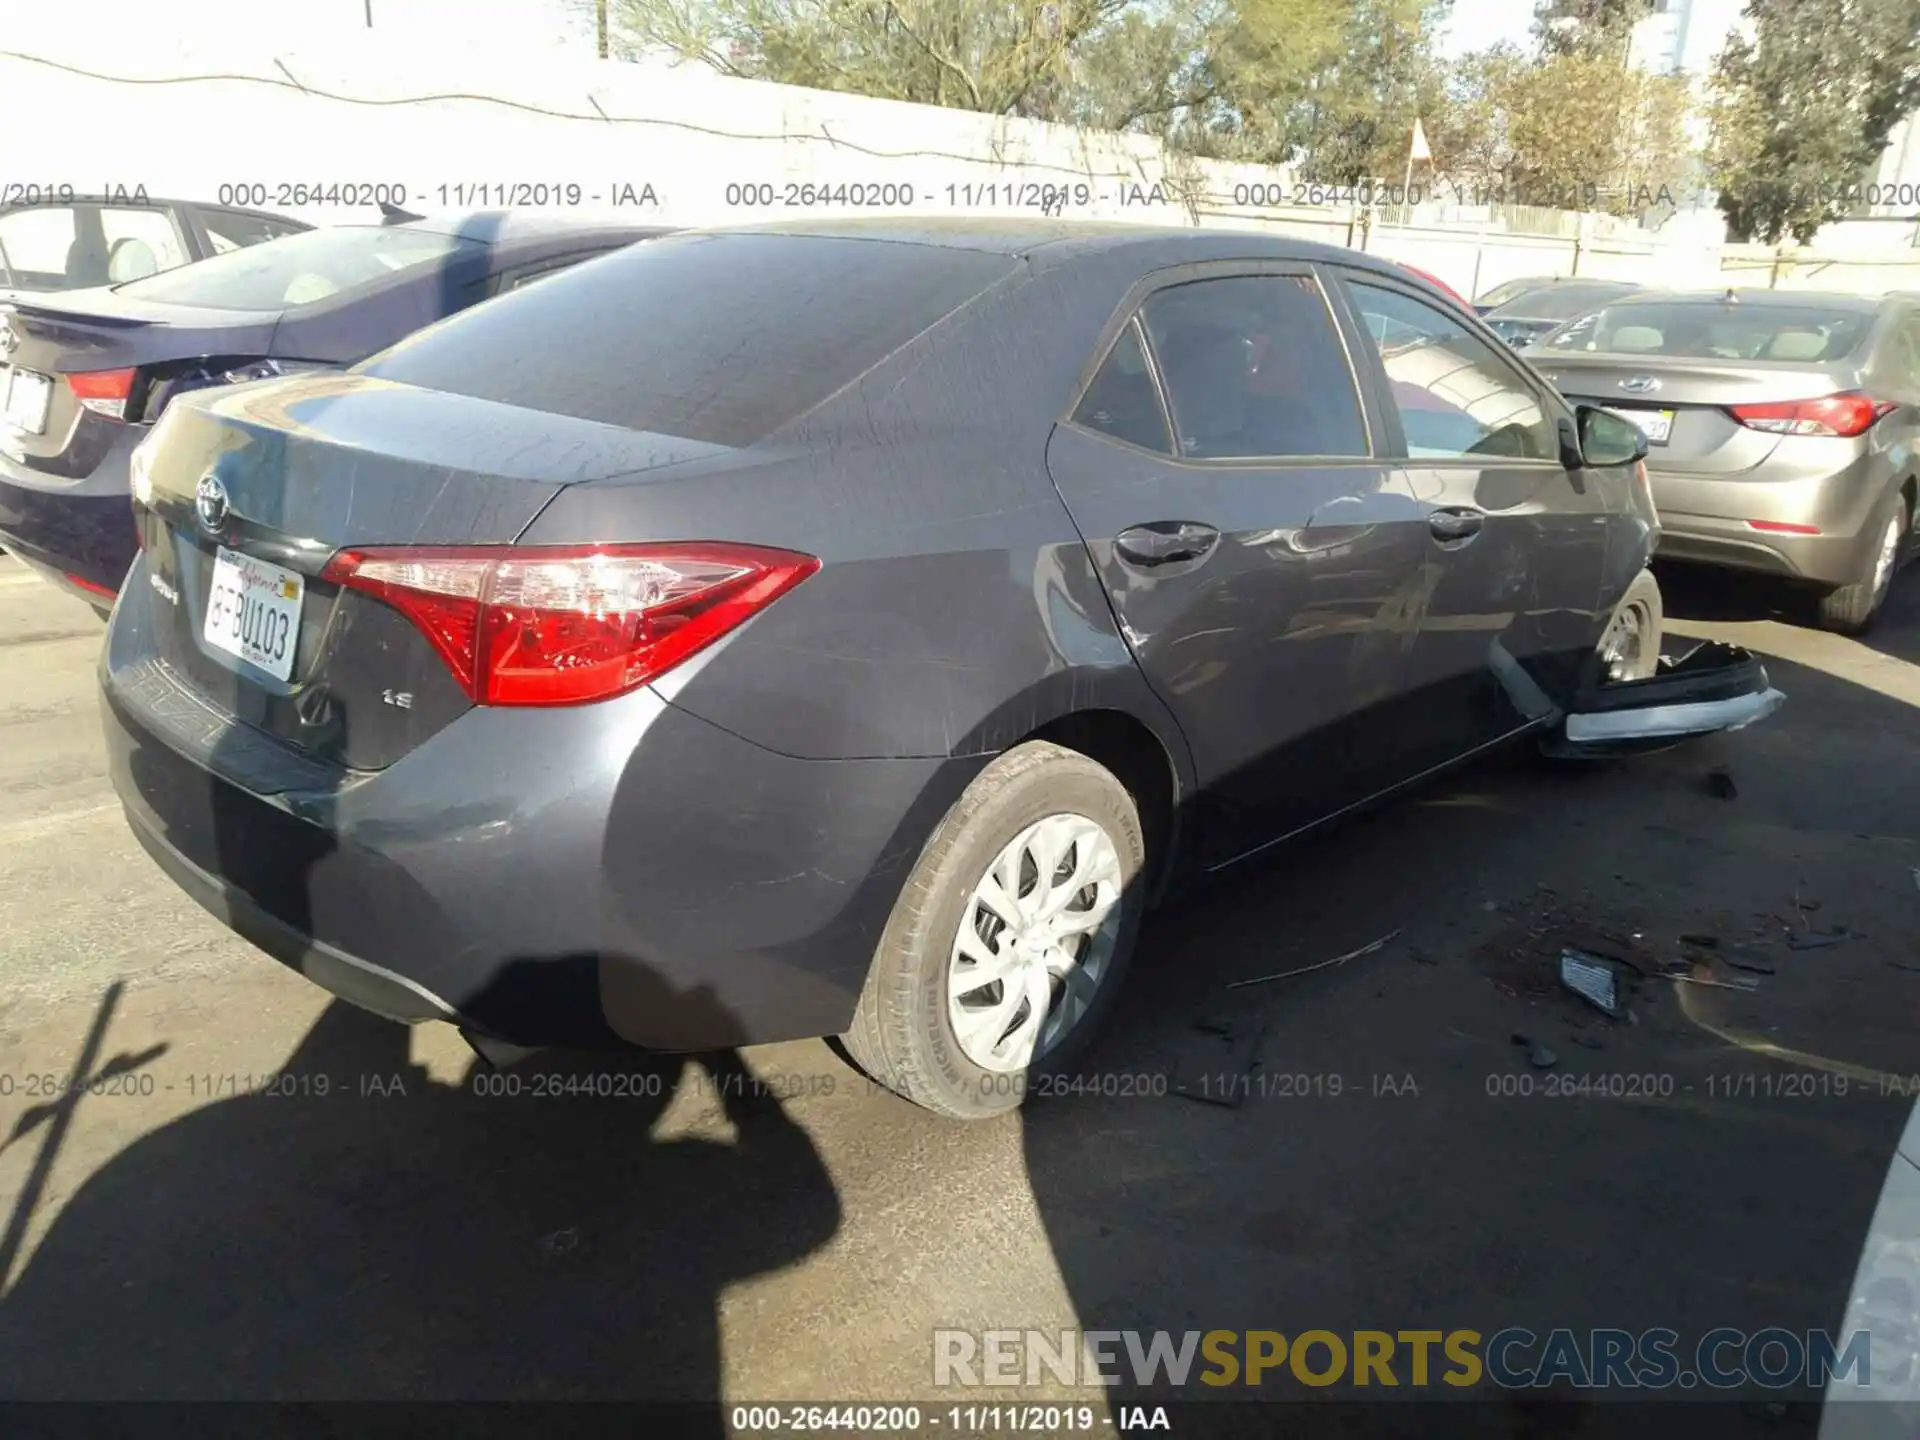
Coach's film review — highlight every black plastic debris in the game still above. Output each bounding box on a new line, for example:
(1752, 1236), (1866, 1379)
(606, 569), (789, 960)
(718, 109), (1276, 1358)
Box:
(1171, 1014), (1268, 1109)
(1704, 769), (1738, 801)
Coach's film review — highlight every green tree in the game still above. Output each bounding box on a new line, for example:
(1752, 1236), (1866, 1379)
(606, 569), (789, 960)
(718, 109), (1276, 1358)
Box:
(1708, 0), (1920, 244)
(1532, 0), (1653, 60)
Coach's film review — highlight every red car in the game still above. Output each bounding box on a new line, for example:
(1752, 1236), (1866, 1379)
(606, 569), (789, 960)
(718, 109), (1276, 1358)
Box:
(1394, 262), (1470, 309)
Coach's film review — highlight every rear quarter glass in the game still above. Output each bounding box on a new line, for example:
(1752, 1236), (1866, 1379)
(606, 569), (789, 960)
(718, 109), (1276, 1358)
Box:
(356, 232), (1021, 448)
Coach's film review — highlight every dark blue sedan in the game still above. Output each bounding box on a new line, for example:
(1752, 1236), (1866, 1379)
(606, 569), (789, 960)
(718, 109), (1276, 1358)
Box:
(0, 211), (670, 611)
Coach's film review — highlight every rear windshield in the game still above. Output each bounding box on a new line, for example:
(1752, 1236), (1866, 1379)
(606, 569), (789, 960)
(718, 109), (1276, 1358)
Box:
(1493, 284), (1633, 321)
(116, 225), (479, 311)
(358, 232), (1021, 446)
(1542, 301), (1874, 362)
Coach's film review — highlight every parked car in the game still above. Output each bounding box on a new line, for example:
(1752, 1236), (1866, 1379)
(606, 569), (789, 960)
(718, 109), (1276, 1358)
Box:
(1394, 262), (1471, 309)
(1526, 287), (1920, 632)
(0, 211), (671, 611)
(1482, 279), (1642, 349)
(0, 194), (308, 301)
(1473, 273), (1571, 314)
(100, 219), (1782, 1119)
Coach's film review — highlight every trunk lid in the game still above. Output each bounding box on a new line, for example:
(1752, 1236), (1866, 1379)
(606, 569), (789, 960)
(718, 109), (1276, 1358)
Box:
(1526, 354), (1852, 476)
(1, 292), (280, 471)
(133, 372), (734, 774)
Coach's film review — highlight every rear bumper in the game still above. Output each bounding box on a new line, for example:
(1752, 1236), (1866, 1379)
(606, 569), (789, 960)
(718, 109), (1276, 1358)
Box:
(1647, 454), (1891, 588)
(101, 572), (977, 1050)
(0, 434), (139, 596)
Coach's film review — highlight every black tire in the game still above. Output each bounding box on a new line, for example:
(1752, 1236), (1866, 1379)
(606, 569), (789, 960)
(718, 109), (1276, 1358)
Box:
(1597, 568), (1664, 683)
(843, 740), (1146, 1120)
(1817, 494), (1908, 635)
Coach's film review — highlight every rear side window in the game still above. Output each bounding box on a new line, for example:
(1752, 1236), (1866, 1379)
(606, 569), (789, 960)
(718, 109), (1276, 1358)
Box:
(1493, 284), (1633, 321)
(1072, 321), (1173, 453)
(116, 225), (479, 310)
(1136, 275), (1368, 460)
(1545, 301), (1874, 361)
(0, 206), (79, 291)
(1346, 281), (1558, 461)
(361, 233), (1020, 447)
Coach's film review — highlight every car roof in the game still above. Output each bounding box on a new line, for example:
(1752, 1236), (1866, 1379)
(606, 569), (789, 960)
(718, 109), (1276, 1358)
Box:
(1597, 287), (1889, 312)
(672, 215), (1425, 281)
(387, 210), (673, 247)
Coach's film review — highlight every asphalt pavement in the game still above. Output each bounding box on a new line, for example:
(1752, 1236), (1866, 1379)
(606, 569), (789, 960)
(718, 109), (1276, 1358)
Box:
(0, 551), (1915, 1433)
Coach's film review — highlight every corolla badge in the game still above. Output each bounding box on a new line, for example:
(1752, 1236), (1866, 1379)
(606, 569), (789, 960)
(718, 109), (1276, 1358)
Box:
(1619, 375), (1663, 394)
(194, 472), (230, 532)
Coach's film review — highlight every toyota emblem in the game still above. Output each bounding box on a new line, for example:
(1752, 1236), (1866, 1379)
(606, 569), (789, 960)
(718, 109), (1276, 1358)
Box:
(1619, 375), (1663, 394)
(194, 473), (231, 532)
(0, 324), (16, 356)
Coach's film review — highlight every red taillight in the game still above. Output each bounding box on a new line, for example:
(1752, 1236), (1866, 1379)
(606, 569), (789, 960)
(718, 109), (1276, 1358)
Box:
(319, 542), (822, 707)
(64, 571), (116, 599)
(1726, 392), (1895, 438)
(65, 367), (137, 421)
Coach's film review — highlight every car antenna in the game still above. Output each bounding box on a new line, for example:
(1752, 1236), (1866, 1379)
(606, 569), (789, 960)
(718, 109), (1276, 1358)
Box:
(377, 200), (426, 225)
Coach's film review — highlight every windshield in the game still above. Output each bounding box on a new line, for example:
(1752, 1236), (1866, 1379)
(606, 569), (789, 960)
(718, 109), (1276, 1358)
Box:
(1542, 301), (1875, 361)
(115, 225), (480, 310)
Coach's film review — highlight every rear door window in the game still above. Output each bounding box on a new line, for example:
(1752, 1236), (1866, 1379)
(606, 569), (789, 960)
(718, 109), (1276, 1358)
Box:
(1345, 280), (1560, 461)
(0, 206), (81, 291)
(101, 207), (190, 283)
(1133, 274), (1369, 460)
(1071, 321), (1173, 453)
(360, 233), (1019, 446)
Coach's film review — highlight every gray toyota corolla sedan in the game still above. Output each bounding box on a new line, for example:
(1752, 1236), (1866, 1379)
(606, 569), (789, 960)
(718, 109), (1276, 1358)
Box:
(100, 220), (1781, 1119)
(1528, 288), (1920, 633)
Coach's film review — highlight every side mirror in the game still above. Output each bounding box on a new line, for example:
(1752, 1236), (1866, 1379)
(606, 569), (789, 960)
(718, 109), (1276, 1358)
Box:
(1575, 404), (1650, 469)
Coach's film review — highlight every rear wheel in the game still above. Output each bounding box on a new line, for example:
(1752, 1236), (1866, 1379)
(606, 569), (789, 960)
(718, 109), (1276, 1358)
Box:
(1817, 497), (1907, 635)
(843, 741), (1146, 1120)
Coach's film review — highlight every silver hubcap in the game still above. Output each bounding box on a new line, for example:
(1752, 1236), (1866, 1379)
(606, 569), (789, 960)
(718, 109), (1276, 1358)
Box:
(1871, 511), (1902, 604)
(1600, 600), (1654, 683)
(947, 813), (1124, 1073)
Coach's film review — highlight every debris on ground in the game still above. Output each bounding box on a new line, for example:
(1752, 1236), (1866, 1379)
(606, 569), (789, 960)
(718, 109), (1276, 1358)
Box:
(1787, 929), (1851, 952)
(1573, 1034), (1605, 1050)
(1678, 932), (1719, 949)
(539, 1226), (582, 1257)
(1720, 952), (1778, 976)
(1887, 961), (1920, 974)
(1664, 971), (1760, 993)
(1170, 1013), (1269, 1108)
(1227, 929), (1402, 990)
(1703, 769), (1738, 800)
(1560, 949), (1622, 1015)
(1511, 1033), (1561, 1068)
(1911, 867), (1920, 895)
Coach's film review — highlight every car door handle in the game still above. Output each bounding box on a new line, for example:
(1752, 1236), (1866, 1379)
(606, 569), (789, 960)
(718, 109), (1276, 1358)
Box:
(1115, 522), (1220, 568)
(1428, 508), (1484, 544)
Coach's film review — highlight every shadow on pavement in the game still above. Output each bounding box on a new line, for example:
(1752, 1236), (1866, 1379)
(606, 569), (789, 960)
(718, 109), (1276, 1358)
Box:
(0, 998), (840, 1408)
(1019, 589), (1920, 1434)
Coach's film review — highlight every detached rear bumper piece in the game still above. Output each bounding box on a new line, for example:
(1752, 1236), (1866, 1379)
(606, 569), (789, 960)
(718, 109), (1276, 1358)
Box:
(1543, 641), (1785, 759)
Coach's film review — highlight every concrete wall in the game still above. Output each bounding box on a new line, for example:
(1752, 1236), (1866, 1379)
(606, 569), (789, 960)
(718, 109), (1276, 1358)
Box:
(5, 21), (1920, 302)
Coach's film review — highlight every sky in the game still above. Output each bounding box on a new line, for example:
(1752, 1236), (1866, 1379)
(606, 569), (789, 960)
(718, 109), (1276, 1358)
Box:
(1435, 0), (1542, 58)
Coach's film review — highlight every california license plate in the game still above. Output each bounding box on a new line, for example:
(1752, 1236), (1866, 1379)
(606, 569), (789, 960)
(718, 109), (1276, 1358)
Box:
(1617, 407), (1674, 445)
(204, 547), (303, 681)
(2, 366), (51, 435)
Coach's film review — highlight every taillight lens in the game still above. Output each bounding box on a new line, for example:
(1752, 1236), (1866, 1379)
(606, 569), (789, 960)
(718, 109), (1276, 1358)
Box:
(66, 367), (137, 420)
(320, 542), (821, 707)
(1727, 392), (1895, 438)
